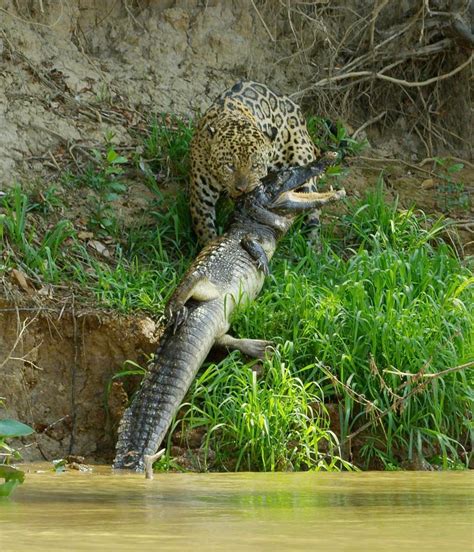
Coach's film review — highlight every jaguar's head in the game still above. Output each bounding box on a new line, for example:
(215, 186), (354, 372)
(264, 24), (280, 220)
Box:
(207, 114), (274, 198)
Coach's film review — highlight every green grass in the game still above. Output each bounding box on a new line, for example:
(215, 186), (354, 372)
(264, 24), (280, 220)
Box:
(62, 144), (129, 238)
(167, 348), (351, 472)
(0, 184), (194, 313)
(306, 116), (367, 157)
(0, 122), (197, 312)
(139, 113), (194, 189)
(1, 116), (472, 472)
(0, 186), (76, 283)
(431, 157), (471, 213)
(225, 184), (472, 469)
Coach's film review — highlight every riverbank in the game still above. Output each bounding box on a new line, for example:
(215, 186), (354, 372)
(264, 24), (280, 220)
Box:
(1, 1), (472, 472)
(1, 136), (472, 469)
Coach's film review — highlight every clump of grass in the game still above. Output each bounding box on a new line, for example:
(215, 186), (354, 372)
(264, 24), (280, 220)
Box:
(171, 345), (349, 472)
(68, 188), (196, 313)
(0, 119), (198, 313)
(140, 113), (194, 186)
(93, 187), (198, 313)
(0, 185), (196, 314)
(63, 142), (129, 238)
(432, 157), (471, 213)
(229, 182), (472, 469)
(0, 186), (76, 283)
(307, 116), (366, 157)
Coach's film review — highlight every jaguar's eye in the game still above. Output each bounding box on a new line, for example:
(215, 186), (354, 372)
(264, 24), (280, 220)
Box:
(226, 163), (235, 173)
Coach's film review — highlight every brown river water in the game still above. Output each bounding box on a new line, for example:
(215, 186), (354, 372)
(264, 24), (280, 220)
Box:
(1, 465), (473, 551)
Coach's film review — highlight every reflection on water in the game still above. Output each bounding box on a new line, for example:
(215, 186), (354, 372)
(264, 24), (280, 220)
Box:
(1, 466), (473, 552)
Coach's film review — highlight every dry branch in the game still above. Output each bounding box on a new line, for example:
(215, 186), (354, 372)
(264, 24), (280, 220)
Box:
(274, 1), (473, 156)
(345, 360), (474, 443)
(297, 52), (472, 92)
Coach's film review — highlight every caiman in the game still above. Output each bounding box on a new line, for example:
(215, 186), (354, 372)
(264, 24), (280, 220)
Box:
(113, 155), (346, 472)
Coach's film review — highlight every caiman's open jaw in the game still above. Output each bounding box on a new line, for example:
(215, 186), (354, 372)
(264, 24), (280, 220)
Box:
(269, 188), (346, 212)
(261, 151), (343, 212)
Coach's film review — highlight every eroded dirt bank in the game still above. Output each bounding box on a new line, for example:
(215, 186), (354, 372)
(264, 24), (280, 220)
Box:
(0, 292), (158, 461)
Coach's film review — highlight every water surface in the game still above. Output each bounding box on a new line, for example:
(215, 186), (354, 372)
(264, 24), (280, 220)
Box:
(1, 465), (473, 551)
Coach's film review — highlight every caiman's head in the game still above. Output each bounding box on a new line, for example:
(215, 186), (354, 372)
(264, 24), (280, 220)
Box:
(206, 113), (275, 198)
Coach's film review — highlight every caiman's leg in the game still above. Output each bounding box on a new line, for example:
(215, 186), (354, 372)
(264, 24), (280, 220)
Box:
(246, 203), (290, 233)
(240, 235), (270, 275)
(215, 334), (273, 360)
(166, 276), (220, 332)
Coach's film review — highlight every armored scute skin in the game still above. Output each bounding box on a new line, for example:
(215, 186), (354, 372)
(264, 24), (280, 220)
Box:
(190, 80), (322, 246)
(113, 158), (345, 472)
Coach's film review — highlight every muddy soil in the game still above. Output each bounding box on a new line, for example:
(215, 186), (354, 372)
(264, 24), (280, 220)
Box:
(0, 1), (472, 463)
(0, 289), (159, 461)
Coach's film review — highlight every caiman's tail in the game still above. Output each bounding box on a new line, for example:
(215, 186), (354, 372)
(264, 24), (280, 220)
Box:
(113, 300), (222, 471)
(112, 323), (175, 471)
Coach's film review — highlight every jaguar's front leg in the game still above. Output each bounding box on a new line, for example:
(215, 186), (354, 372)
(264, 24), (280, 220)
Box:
(189, 168), (221, 247)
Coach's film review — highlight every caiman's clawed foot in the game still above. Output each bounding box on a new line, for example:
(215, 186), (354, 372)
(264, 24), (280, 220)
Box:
(164, 276), (221, 333)
(239, 338), (274, 359)
(241, 235), (270, 275)
(165, 305), (189, 334)
(215, 334), (274, 360)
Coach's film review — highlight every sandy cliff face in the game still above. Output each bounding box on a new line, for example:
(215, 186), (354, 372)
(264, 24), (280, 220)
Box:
(0, 0), (319, 185)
